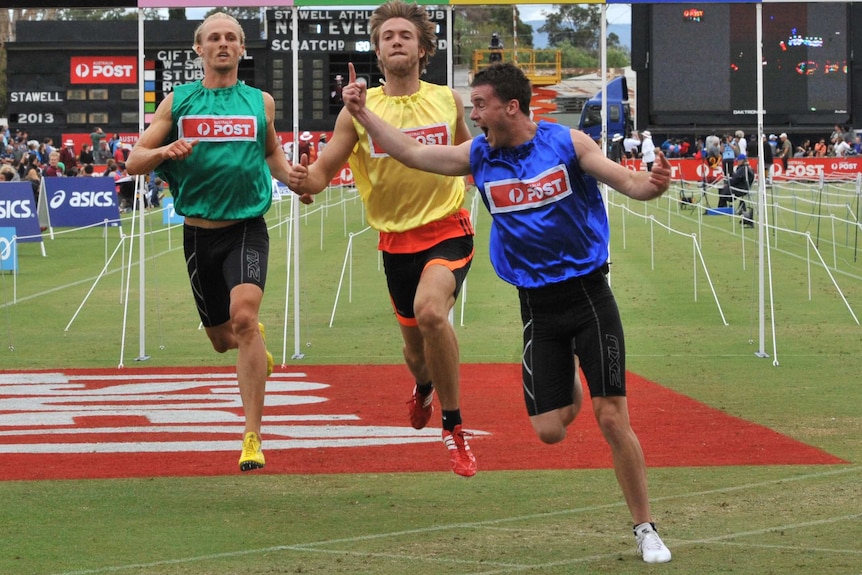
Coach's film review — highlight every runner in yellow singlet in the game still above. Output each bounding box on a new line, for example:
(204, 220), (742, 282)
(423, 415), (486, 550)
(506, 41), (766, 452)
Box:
(289, 0), (477, 477)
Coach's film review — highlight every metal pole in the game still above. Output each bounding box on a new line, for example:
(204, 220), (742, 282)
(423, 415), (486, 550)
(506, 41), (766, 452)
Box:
(755, 4), (769, 359)
(136, 8), (149, 362)
(291, 6), (304, 359)
(512, 5), (518, 67)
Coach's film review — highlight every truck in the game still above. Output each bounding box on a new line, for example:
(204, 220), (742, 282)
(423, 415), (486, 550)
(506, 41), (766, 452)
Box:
(577, 76), (633, 142)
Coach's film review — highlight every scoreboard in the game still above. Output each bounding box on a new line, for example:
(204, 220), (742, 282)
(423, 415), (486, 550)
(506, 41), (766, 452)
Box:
(265, 8), (449, 131)
(5, 9), (450, 143)
(6, 19), (261, 147)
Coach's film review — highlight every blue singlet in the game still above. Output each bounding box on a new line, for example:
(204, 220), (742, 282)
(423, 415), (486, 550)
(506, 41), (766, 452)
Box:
(469, 121), (610, 289)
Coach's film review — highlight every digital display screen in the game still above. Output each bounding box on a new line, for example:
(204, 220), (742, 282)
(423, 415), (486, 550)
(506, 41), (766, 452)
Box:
(649, 2), (849, 125)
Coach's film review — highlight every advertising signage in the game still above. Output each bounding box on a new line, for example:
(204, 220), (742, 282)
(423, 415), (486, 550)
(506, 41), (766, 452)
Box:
(637, 1), (853, 127)
(70, 56), (137, 85)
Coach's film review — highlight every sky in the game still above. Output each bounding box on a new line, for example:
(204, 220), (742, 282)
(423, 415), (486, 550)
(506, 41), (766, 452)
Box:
(517, 4), (631, 25)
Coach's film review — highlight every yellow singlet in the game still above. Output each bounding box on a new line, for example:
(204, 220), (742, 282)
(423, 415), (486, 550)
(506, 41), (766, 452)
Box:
(350, 81), (469, 253)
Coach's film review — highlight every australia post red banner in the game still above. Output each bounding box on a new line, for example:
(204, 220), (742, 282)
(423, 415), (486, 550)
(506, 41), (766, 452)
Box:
(630, 157), (862, 182)
(70, 56), (137, 85)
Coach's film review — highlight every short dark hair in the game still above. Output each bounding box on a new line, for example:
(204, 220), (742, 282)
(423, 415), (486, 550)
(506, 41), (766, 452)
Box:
(471, 63), (532, 117)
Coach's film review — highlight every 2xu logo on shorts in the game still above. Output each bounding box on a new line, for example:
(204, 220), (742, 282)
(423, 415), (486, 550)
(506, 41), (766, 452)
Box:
(485, 164), (573, 214)
(178, 115), (258, 142)
(369, 122), (450, 158)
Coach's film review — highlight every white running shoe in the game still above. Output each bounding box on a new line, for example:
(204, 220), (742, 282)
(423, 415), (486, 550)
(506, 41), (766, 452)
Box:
(634, 523), (672, 563)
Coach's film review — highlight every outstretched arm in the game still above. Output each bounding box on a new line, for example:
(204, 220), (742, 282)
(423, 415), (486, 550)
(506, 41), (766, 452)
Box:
(342, 63), (472, 177)
(573, 129), (670, 201)
(262, 92), (294, 187)
(126, 93), (198, 175)
(287, 105), (359, 197)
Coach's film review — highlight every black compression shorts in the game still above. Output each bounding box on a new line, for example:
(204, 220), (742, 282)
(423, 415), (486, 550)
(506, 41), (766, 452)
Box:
(183, 216), (269, 328)
(518, 267), (626, 416)
(382, 235), (474, 326)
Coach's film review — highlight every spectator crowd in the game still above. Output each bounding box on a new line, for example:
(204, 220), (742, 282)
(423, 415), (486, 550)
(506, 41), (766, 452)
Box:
(0, 124), (164, 212)
(4, 120), (859, 212)
(611, 124), (862, 164)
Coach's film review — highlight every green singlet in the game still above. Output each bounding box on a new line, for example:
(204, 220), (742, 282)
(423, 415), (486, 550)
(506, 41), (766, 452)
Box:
(156, 80), (272, 221)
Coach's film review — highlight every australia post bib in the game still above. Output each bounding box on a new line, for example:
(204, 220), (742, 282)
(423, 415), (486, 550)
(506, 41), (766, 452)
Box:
(178, 115), (258, 142)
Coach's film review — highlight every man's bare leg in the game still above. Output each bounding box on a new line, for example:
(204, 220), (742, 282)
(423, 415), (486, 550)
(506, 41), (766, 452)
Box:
(401, 264), (475, 476)
(205, 283), (267, 470)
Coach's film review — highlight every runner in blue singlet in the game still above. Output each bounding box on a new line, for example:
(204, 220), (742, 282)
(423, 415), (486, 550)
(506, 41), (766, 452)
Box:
(336, 61), (674, 564)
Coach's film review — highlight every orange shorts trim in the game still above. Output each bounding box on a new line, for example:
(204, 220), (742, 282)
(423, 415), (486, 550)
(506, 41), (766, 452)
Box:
(426, 254), (472, 274)
(391, 250), (474, 327)
(378, 208), (474, 254)
(395, 314), (420, 327)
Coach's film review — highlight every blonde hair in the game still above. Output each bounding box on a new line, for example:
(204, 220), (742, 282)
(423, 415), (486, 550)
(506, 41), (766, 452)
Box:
(369, 0), (437, 73)
(194, 12), (245, 48)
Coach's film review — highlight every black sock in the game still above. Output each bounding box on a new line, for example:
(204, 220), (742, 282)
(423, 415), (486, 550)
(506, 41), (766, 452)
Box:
(441, 409), (461, 432)
(416, 381), (433, 396)
(633, 522), (657, 534)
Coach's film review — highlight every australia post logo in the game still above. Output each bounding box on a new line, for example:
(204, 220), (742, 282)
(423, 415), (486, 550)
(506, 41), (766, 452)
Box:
(369, 123), (450, 158)
(179, 115), (258, 142)
(485, 164), (573, 214)
(71, 56), (136, 84)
